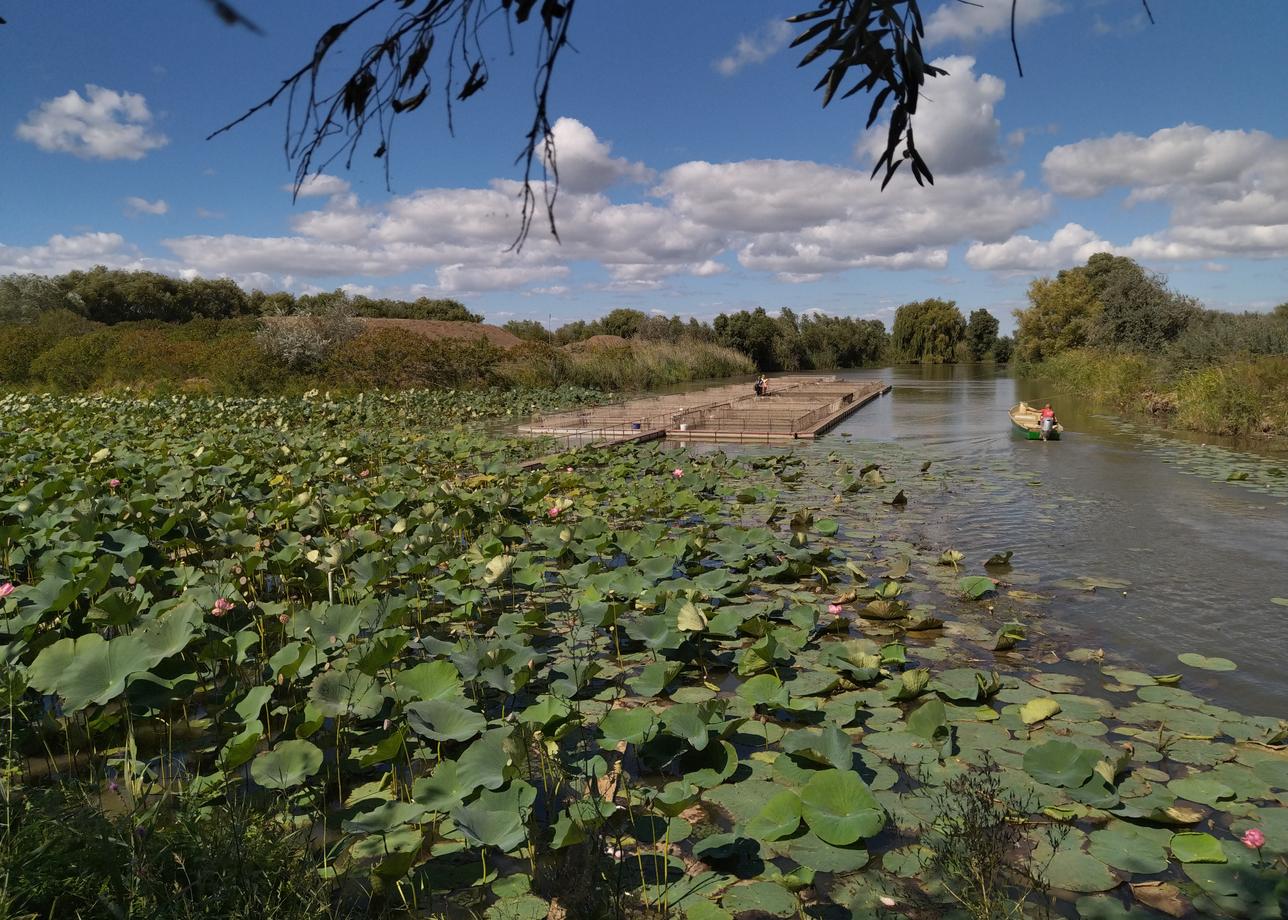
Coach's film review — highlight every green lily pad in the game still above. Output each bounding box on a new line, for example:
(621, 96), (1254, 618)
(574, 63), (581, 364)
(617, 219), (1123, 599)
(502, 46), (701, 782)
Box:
(1170, 831), (1226, 864)
(1177, 652), (1237, 672)
(720, 881), (797, 918)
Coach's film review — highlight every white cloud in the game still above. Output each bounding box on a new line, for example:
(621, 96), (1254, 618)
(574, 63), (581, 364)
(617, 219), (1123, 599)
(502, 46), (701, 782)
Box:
(0, 232), (153, 275)
(291, 174), (352, 198)
(925, 0), (1065, 43)
(714, 20), (793, 76)
(658, 159), (1047, 275)
(856, 56), (1005, 176)
(16, 85), (168, 160)
(196, 207), (224, 219)
(437, 263), (570, 293)
(543, 118), (652, 194)
(965, 222), (1114, 271)
(1043, 124), (1277, 198)
(123, 196), (168, 217)
(1040, 123), (1288, 261)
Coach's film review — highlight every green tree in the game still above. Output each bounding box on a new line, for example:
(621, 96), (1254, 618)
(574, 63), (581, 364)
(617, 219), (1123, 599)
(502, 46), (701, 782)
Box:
(503, 319), (554, 343)
(891, 299), (966, 364)
(993, 335), (1014, 364)
(965, 308), (1000, 361)
(1013, 270), (1102, 362)
(1082, 253), (1197, 353)
(594, 308), (649, 339)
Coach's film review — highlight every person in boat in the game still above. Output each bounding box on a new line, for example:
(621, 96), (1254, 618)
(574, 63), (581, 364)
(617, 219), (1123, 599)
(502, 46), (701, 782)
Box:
(1039, 403), (1057, 439)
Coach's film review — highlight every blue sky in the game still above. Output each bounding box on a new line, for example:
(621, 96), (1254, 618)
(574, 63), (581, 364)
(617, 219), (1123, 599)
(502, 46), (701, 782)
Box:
(4, 0), (1287, 332)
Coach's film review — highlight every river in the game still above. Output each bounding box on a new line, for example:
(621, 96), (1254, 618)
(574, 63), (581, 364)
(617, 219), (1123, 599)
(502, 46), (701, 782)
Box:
(747, 365), (1288, 719)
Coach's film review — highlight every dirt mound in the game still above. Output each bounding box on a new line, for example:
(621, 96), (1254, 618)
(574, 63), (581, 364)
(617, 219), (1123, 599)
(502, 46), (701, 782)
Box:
(359, 318), (522, 348)
(563, 334), (629, 351)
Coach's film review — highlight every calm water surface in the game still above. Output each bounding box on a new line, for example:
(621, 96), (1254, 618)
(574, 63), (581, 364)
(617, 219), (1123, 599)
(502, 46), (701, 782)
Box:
(748, 365), (1288, 718)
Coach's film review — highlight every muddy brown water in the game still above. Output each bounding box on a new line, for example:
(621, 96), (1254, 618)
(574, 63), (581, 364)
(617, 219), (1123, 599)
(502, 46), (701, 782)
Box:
(693, 365), (1288, 720)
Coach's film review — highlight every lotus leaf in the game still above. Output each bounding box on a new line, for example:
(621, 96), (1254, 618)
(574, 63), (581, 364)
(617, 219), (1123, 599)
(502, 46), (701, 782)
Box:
(1088, 824), (1170, 874)
(745, 790), (803, 841)
(452, 781), (535, 852)
(406, 699), (486, 742)
(251, 739), (323, 790)
(1170, 831), (1226, 864)
(958, 576), (996, 599)
(1021, 697), (1062, 726)
(720, 881), (797, 918)
(1177, 652), (1237, 671)
(598, 707), (658, 747)
(393, 660), (463, 702)
(799, 769), (884, 845)
(310, 669), (385, 719)
(1023, 740), (1102, 789)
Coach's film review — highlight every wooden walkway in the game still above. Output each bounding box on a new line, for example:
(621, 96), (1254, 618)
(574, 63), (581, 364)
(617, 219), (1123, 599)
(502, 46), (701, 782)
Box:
(518, 376), (891, 448)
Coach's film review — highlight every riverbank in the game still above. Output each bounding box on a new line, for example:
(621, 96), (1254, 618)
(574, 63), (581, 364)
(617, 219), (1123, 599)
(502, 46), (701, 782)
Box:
(1021, 349), (1288, 439)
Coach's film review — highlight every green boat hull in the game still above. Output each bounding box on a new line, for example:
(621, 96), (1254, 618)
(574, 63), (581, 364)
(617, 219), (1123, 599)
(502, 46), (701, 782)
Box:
(1013, 421), (1060, 441)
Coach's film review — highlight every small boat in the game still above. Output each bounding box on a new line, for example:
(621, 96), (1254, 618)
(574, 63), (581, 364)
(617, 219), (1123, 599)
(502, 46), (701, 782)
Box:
(1010, 402), (1063, 440)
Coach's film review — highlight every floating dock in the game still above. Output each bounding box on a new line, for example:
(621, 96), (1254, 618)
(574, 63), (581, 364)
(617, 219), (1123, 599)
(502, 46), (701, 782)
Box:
(519, 377), (891, 446)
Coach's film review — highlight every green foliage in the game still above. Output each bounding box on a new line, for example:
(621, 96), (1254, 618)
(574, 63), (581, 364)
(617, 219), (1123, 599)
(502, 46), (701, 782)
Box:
(0, 787), (335, 920)
(965, 309), (1000, 361)
(713, 307), (888, 371)
(1083, 254), (1200, 353)
(1014, 269), (1101, 362)
(503, 319), (555, 343)
(891, 298), (966, 364)
(0, 268), (480, 328)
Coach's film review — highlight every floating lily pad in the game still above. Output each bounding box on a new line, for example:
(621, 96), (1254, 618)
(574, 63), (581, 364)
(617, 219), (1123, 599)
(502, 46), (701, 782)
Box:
(1177, 653), (1237, 672)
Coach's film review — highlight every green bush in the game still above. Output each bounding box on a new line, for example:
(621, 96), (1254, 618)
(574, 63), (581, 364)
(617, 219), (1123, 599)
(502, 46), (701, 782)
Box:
(28, 327), (116, 391)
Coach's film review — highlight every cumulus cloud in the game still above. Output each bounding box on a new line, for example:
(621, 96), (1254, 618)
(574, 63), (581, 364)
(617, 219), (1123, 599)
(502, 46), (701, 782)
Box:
(16, 85), (168, 160)
(0, 232), (154, 275)
(166, 146), (1047, 290)
(856, 56), (1005, 176)
(714, 20), (793, 76)
(965, 222), (1114, 271)
(1039, 123), (1288, 261)
(925, 0), (1065, 43)
(123, 196), (168, 217)
(291, 174), (352, 198)
(543, 118), (652, 194)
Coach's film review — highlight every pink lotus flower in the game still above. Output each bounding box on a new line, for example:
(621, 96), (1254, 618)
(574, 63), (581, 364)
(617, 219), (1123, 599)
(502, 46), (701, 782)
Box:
(109, 479), (121, 489)
(828, 603), (844, 615)
(211, 597), (234, 617)
(1243, 828), (1266, 849)
(0, 583), (13, 599)
(672, 469), (684, 478)
(565, 466), (574, 473)
(879, 896), (897, 909)
(360, 469), (370, 478)
(548, 506), (560, 518)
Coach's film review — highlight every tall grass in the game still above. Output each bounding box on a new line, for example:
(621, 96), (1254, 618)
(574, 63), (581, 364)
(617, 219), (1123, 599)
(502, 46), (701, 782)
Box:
(1025, 348), (1288, 437)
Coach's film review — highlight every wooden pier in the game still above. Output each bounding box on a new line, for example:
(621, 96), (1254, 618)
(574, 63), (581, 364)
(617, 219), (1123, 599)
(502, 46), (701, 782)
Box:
(519, 377), (891, 446)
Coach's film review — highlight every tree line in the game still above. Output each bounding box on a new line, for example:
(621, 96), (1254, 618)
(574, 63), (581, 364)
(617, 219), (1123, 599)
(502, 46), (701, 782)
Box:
(0, 267), (479, 326)
(506, 303), (1008, 371)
